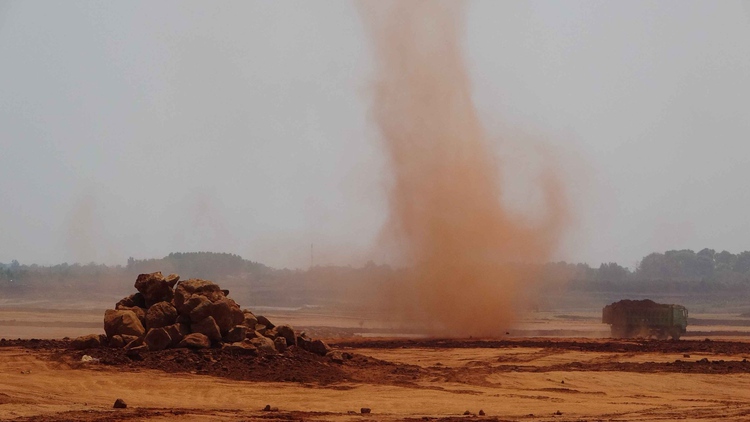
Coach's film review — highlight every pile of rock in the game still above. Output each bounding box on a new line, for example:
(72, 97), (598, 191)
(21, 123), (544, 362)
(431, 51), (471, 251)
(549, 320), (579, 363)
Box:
(73, 272), (331, 356)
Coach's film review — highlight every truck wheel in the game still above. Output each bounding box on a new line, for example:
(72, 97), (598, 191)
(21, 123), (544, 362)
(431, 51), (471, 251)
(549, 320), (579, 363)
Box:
(669, 327), (682, 340)
(611, 325), (626, 338)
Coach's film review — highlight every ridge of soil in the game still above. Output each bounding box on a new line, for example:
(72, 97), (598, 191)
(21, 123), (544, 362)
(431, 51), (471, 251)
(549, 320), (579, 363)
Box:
(332, 337), (750, 355)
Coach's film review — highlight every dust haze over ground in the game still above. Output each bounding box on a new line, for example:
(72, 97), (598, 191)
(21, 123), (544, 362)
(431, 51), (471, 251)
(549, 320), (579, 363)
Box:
(360, 1), (571, 336)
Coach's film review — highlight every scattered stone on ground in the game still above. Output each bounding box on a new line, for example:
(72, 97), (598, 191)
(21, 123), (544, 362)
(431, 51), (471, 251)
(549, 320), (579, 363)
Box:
(361, 408), (371, 414)
(113, 398), (127, 409)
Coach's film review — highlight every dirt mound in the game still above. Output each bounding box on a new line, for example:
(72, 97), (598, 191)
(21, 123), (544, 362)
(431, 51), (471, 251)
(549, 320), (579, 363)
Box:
(60, 344), (350, 384)
(332, 337), (750, 356)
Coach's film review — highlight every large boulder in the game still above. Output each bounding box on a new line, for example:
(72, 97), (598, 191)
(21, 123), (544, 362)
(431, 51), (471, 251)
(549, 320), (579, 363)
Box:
(174, 279), (223, 311)
(183, 295), (211, 319)
(134, 272), (174, 307)
(104, 309), (145, 339)
(115, 293), (146, 309)
(116, 306), (146, 327)
(275, 325), (297, 347)
(250, 336), (277, 354)
(145, 301), (178, 329)
(188, 297), (243, 334)
(191, 316), (222, 343)
(188, 297), (213, 322)
(177, 333), (211, 349)
(144, 327), (172, 351)
(256, 315), (275, 329)
(210, 298), (244, 333)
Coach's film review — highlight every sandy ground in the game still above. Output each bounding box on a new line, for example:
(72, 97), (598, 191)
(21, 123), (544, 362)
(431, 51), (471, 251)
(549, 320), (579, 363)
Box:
(2, 338), (750, 421)
(3, 306), (750, 421)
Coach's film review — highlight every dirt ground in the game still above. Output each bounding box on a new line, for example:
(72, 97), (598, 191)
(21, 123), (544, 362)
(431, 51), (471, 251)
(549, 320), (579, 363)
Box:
(3, 307), (750, 421)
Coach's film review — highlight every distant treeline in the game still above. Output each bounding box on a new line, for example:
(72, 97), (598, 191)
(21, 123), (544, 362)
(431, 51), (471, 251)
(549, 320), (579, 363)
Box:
(2, 249), (750, 299)
(542, 248), (750, 287)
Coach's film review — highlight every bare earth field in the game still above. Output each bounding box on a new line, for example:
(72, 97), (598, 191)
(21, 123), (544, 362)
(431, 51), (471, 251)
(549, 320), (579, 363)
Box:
(2, 307), (750, 421)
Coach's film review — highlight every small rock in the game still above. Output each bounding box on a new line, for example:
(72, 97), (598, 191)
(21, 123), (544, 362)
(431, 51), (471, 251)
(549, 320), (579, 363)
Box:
(246, 330), (263, 340)
(177, 333), (211, 349)
(120, 335), (139, 347)
(113, 398), (127, 408)
(274, 336), (288, 353)
(115, 293), (146, 309)
(224, 325), (249, 343)
(144, 327), (172, 351)
(222, 341), (257, 355)
(241, 312), (258, 329)
(297, 332), (312, 350)
(683, 354), (691, 358)
(109, 335), (126, 348)
(463, 410), (471, 415)
(123, 336), (144, 350)
(328, 351), (344, 364)
(125, 345), (148, 356)
(262, 404), (278, 411)
(308, 339), (332, 356)
(257, 315), (275, 329)
(71, 334), (102, 350)
(250, 336), (277, 354)
(191, 316), (222, 343)
(275, 324), (297, 346)
(554, 410), (562, 415)
(361, 408), (371, 414)
(165, 273), (180, 287)
(479, 409), (485, 416)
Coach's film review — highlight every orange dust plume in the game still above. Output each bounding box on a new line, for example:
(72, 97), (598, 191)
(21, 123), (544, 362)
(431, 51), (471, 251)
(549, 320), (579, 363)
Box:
(360, 1), (571, 336)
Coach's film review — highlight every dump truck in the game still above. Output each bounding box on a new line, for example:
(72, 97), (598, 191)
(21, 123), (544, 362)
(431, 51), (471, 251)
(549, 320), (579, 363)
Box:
(602, 299), (688, 340)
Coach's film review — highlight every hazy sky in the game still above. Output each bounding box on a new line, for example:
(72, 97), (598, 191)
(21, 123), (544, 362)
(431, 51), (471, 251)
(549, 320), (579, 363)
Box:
(1, 1), (749, 269)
